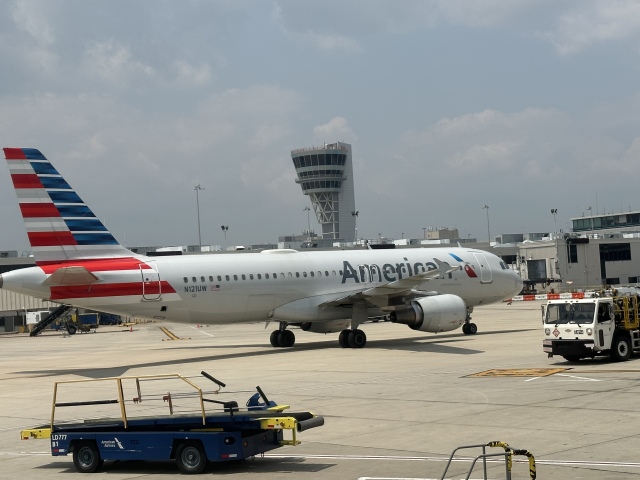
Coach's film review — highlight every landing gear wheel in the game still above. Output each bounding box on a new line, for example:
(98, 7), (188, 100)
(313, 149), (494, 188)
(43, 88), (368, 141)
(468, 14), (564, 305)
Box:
(278, 329), (295, 348)
(338, 329), (350, 348)
(73, 441), (103, 473)
(175, 441), (207, 474)
(611, 334), (632, 362)
(347, 329), (367, 348)
(269, 330), (280, 347)
(462, 323), (477, 335)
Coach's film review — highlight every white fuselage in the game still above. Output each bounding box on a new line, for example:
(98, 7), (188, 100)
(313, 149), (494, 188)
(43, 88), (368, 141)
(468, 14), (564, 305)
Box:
(1, 247), (522, 325)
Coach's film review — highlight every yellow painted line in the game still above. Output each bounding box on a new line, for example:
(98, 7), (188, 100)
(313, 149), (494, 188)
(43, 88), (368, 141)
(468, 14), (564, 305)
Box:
(467, 368), (568, 378)
(159, 327), (189, 341)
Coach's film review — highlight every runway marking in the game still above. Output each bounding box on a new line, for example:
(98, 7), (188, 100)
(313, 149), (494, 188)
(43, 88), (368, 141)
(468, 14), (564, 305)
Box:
(189, 325), (215, 337)
(159, 327), (190, 341)
(264, 453), (640, 469)
(467, 368), (567, 377)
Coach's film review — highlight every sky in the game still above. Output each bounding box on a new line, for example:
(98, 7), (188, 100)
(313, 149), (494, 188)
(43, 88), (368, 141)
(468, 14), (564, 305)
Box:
(2, 1), (640, 252)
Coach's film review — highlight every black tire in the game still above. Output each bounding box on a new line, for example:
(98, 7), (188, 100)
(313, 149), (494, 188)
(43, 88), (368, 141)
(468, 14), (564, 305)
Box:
(278, 330), (295, 348)
(348, 329), (367, 348)
(462, 324), (469, 334)
(611, 334), (632, 362)
(67, 324), (77, 335)
(269, 330), (280, 347)
(175, 441), (207, 474)
(562, 355), (581, 362)
(72, 441), (102, 473)
(338, 329), (350, 348)
(468, 323), (478, 335)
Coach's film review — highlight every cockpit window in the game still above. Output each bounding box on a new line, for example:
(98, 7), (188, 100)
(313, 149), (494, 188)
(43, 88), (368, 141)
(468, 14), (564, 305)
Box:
(545, 303), (595, 324)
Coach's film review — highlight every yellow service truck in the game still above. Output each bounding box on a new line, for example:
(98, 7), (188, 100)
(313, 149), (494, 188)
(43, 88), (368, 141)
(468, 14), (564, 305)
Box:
(542, 295), (640, 362)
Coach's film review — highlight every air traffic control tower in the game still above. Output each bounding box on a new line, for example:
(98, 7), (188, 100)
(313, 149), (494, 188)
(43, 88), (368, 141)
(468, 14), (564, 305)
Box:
(291, 142), (356, 242)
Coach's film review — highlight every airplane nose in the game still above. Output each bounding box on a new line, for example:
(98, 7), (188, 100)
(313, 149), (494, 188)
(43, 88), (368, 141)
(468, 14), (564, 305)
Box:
(513, 272), (523, 294)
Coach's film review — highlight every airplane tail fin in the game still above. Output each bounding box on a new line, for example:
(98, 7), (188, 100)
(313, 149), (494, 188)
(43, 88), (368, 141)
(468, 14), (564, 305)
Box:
(3, 148), (137, 265)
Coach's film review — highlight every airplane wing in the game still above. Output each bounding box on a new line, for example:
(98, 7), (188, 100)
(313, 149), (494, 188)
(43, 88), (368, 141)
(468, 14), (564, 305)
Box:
(319, 259), (458, 308)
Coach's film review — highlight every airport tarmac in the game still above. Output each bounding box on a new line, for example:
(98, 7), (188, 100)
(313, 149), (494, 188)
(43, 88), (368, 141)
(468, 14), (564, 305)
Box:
(2, 301), (640, 479)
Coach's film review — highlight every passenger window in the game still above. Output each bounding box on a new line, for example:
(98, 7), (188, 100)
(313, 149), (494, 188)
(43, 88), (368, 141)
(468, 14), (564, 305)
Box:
(183, 277), (188, 283)
(209, 276), (213, 282)
(241, 274), (246, 280)
(250, 274), (254, 280)
(233, 275), (238, 281)
(201, 276), (205, 282)
(303, 272), (307, 277)
(310, 271), (315, 277)
(225, 275), (230, 281)
(325, 271), (329, 276)
(265, 273), (270, 279)
(217, 275), (222, 281)
(288, 272), (292, 278)
(296, 272), (300, 278)
(192, 277), (197, 282)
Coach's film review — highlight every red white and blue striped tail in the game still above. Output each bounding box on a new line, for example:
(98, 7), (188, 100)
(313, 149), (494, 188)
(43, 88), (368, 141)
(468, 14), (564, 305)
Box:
(3, 148), (137, 265)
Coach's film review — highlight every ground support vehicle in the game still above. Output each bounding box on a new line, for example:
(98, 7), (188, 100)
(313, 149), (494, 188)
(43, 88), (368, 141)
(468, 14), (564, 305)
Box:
(542, 294), (640, 362)
(21, 372), (324, 474)
(439, 441), (536, 480)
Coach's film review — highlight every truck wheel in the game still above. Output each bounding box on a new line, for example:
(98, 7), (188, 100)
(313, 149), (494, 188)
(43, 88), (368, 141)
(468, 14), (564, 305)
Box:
(176, 441), (207, 474)
(67, 324), (77, 335)
(72, 441), (103, 473)
(562, 355), (581, 362)
(611, 334), (632, 362)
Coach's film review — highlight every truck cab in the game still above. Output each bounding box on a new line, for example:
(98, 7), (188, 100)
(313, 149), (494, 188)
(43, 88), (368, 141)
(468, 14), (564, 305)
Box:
(543, 296), (639, 362)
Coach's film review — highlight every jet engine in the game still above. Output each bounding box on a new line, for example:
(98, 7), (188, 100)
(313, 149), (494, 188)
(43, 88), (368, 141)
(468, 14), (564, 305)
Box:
(299, 319), (350, 334)
(389, 294), (467, 333)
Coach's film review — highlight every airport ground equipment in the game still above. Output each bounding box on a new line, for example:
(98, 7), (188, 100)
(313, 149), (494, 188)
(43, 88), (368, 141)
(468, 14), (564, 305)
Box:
(439, 441), (536, 480)
(29, 305), (72, 336)
(20, 371), (324, 474)
(542, 294), (640, 362)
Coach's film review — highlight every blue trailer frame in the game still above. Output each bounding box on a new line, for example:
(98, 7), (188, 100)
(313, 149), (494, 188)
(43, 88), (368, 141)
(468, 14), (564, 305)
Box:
(22, 372), (323, 474)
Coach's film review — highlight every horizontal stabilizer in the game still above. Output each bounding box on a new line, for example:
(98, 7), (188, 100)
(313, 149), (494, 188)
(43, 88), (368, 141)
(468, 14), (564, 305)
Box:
(42, 266), (100, 286)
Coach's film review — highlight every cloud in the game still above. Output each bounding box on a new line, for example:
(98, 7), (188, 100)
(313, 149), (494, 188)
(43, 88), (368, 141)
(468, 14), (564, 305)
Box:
(83, 40), (155, 85)
(313, 117), (358, 143)
(172, 60), (212, 87)
(10, 0), (55, 46)
(541, 1), (640, 55)
(271, 4), (363, 53)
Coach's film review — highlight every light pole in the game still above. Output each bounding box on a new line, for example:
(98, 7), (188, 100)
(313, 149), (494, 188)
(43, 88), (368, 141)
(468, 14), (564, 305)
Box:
(550, 208), (558, 238)
(422, 227), (427, 239)
(194, 184), (204, 249)
(221, 225), (228, 249)
(551, 208), (558, 281)
(351, 211), (359, 244)
(303, 206), (312, 239)
(483, 205), (491, 243)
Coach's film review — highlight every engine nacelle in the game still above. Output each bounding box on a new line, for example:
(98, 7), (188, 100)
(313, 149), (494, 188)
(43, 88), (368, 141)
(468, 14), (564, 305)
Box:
(389, 294), (467, 333)
(299, 319), (350, 334)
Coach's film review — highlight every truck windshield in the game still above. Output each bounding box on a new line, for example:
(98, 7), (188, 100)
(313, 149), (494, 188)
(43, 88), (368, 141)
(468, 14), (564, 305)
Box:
(545, 303), (596, 324)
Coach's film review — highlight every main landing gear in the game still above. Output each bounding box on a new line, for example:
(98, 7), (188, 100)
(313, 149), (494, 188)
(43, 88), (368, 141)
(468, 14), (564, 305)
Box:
(269, 328), (295, 348)
(338, 329), (367, 348)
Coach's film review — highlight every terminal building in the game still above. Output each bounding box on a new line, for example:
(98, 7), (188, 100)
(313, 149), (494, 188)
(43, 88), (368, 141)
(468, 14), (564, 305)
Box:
(291, 142), (356, 243)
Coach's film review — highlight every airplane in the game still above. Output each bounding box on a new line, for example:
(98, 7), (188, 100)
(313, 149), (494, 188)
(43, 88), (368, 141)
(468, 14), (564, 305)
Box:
(0, 147), (523, 348)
